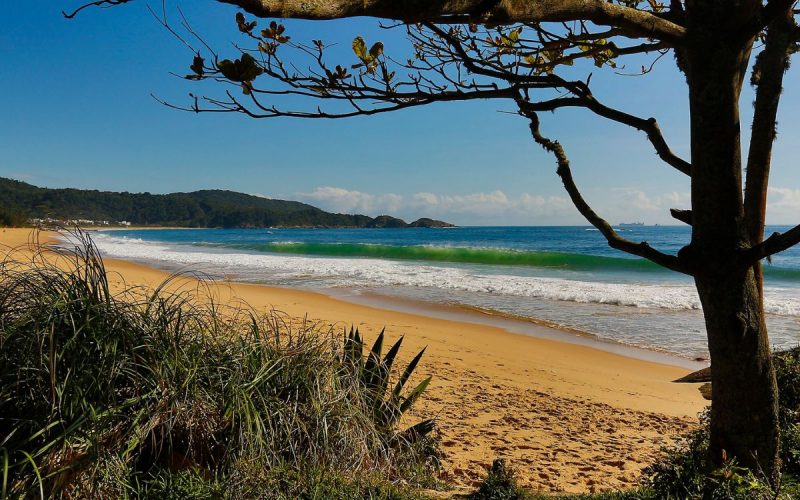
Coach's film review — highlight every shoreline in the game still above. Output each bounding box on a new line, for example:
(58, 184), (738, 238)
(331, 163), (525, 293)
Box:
(1, 227), (707, 493)
(326, 287), (707, 371)
(85, 243), (706, 370)
(87, 226), (714, 364)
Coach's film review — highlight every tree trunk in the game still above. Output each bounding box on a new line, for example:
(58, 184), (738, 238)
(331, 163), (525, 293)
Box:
(695, 274), (779, 479)
(684, 1), (780, 481)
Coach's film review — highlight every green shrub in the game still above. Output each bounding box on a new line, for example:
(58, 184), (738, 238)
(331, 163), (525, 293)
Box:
(470, 459), (531, 500)
(129, 463), (432, 499)
(0, 229), (439, 498)
(775, 347), (800, 475)
(643, 411), (794, 498)
(134, 467), (227, 499)
(640, 348), (800, 498)
(341, 327), (436, 445)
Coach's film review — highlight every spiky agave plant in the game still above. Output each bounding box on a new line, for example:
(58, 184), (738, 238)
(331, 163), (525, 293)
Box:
(341, 327), (435, 446)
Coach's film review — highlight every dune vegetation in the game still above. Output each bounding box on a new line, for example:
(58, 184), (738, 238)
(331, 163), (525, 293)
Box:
(0, 231), (439, 498)
(2, 230), (800, 499)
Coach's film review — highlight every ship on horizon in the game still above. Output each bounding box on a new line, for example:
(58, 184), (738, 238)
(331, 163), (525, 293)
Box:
(619, 221), (645, 226)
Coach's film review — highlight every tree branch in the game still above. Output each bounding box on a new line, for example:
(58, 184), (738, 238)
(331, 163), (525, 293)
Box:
(744, 224), (800, 263)
(744, 8), (794, 244)
(69, 0), (687, 42)
(63, 0), (129, 18)
(421, 23), (689, 176)
(741, 0), (797, 41)
(670, 208), (692, 225)
(524, 96), (691, 176)
(166, 83), (520, 118)
(420, 22), (600, 94)
(518, 101), (691, 275)
(250, 1), (683, 38)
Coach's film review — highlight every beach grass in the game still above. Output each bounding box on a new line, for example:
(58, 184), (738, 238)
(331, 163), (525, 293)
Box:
(0, 230), (439, 498)
(5, 228), (799, 498)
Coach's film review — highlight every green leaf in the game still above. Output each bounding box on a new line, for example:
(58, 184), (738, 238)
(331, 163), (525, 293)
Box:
(393, 346), (426, 399)
(397, 418), (436, 443)
(217, 59), (236, 80)
(218, 53), (263, 83)
(236, 12), (257, 34)
(1, 448), (8, 500)
(261, 21), (289, 43)
(190, 55), (204, 76)
(344, 326), (362, 366)
(542, 49), (561, 63)
(382, 336), (403, 377)
(368, 42), (384, 59)
(363, 328), (385, 391)
(352, 36), (368, 60)
(370, 328), (385, 360)
(399, 375), (432, 415)
(375, 336), (404, 400)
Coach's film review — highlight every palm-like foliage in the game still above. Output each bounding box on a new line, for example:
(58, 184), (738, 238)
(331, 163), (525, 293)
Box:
(341, 327), (435, 445)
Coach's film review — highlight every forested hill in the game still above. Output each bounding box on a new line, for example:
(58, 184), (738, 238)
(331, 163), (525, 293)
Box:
(0, 178), (454, 228)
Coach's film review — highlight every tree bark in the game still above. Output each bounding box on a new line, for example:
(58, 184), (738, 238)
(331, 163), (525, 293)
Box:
(684, 0), (780, 481)
(695, 274), (779, 479)
(219, 0), (686, 41)
(744, 8), (794, 297)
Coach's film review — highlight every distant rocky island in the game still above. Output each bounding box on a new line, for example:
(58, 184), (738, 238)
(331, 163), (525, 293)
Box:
(0, 177), (455, 229)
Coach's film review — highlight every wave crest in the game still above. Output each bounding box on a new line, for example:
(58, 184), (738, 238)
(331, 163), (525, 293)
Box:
(87, 234), (800, 316)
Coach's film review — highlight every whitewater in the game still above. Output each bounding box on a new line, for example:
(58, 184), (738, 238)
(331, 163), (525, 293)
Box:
(87, 226), (800, 359)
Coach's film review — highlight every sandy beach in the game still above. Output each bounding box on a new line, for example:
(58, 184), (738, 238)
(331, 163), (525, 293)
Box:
(0, 227), (707, 494)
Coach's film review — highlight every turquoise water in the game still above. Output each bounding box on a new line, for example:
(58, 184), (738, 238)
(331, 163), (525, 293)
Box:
(93, 226), (800, 359)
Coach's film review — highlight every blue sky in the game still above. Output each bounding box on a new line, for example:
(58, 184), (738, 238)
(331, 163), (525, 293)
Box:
(2, 2), (800, 225)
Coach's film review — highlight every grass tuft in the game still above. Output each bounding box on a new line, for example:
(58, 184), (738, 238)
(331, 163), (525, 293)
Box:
(0, 228), (439, 498)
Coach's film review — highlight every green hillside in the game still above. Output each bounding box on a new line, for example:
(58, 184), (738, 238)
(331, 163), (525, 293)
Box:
(0, 178), (453, 228)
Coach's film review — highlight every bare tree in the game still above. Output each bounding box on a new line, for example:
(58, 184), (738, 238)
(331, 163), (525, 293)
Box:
(70, 0), (800, 482)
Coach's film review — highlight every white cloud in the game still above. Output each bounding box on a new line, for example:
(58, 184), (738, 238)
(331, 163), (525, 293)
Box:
(294, 185), (800, 226)
(519, 193), (572, 213)
(656, 191), (691, 207)
(293, 185), (736, 225)
(626, 190), (659, 211)
(767, 187), (800, 224)
(410, 190), (511, 216)
(296, 186), (403, 215)
(412, 192), (439, 206)
(607, 188), (690, 213)
(296, 186), (577, 224)
(597, 188), (693, 224)
(768, 187), (800, 209)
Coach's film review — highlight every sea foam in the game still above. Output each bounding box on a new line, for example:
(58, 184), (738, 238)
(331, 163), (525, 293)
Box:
(86, 233), (800, 316)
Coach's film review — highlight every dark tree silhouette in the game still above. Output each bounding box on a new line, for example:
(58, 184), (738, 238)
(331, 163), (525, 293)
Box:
(70, 0), (800, 482)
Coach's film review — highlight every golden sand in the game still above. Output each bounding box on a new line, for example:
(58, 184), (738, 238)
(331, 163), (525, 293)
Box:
(0, 228), (706, 494)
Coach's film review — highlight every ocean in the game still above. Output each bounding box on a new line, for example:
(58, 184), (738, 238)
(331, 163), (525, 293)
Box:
(89, 226), (800, 361)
